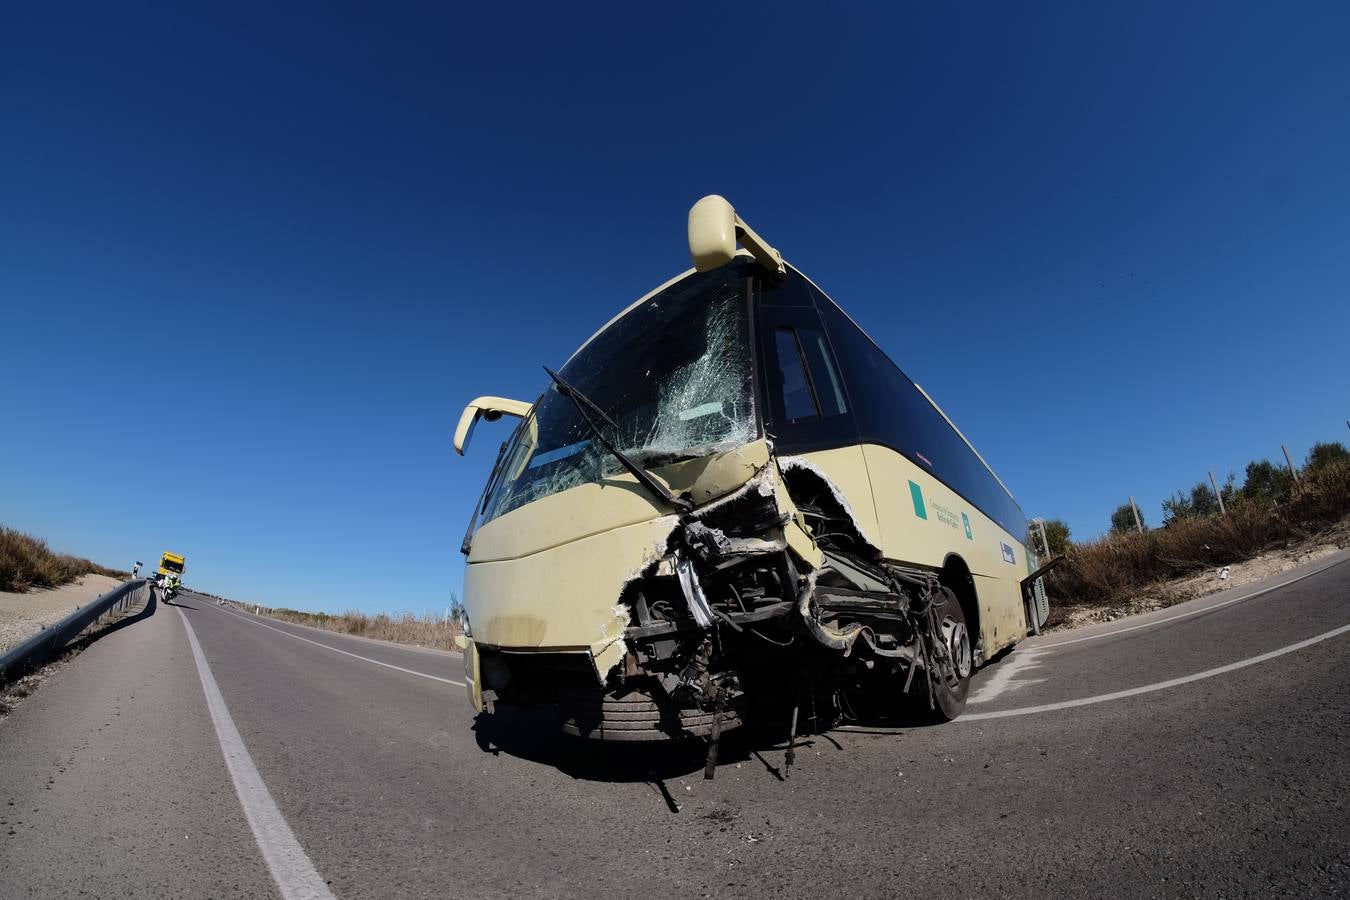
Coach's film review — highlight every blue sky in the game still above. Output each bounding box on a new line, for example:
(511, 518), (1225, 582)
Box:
(3, 3), (1347, 614)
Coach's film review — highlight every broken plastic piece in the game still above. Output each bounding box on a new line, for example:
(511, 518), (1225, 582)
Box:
(675, 552), (716, 628)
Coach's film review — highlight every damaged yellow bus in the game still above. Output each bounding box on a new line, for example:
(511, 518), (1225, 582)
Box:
(454, 195), (1049, 749)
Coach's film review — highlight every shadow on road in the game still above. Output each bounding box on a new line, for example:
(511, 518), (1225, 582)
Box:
(472, 708), (801, 801)
(66, 585), (160, 650)
(471, 699), (937, 799)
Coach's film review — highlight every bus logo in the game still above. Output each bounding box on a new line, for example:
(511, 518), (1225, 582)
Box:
(1000, 541), (1016, 565)
(908, 480), (927, 520)
(961, 512), (973, 540)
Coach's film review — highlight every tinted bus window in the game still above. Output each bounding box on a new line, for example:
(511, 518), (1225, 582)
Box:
(774, 328), (818, 420)
(811, 287), (1026, 541)
(800, 329), (848, 417)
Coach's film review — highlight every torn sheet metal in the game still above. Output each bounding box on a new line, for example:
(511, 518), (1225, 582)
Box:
(681, 441), (771, 506)
(777, 454), (884, 556)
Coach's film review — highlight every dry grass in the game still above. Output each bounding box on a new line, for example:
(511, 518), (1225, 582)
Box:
(0, 668), (49, 716)
(0, 525), (129, 593)
(253, 605), (463, 651)
(1045, 460), (1350, 621)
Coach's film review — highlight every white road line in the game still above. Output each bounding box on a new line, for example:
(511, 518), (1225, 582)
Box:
(967, 647), (1045, 705)
(211, 599), (461, 659)
(211, 603), (465, 687)
(1034, 556), (1348, 651)
(176, 608), (336, 900)
(960, 622), (1350, 722)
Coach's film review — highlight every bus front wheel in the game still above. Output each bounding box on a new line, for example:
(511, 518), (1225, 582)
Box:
(924, 586), (973, 722)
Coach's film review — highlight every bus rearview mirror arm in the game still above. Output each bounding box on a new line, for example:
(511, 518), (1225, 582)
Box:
(454, 396), (533, 455)
(688, 195), (786, 280)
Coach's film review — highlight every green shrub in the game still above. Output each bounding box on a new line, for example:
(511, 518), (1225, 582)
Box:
(1029, 518), (1072, 557)
(1306, 441), (1350, 473)
(1241, 459), (1294, 505)
(1109, 502), (1145, 534)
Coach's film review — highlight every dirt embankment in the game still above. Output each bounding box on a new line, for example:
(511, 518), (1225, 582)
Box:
(1046, 523), (1348, 632)
(0, 574), (124, 654)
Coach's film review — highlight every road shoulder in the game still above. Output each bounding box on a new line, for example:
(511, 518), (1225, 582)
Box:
(1029, 548), (1350, 649)
(0, 594), (273, 897)
(220, 600), (462, 658)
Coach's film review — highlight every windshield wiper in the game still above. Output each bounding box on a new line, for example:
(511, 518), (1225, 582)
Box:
(543, 366), (692, 513)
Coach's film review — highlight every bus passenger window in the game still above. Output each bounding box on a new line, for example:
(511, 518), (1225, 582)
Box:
(801, 330), (848, 417)
(774, 328), (819, 420)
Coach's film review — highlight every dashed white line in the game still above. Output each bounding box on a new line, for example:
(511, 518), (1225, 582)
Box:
(176, 608), (336, 900)
(960, 622), (1350, 721)
(210, 603), (465, 687)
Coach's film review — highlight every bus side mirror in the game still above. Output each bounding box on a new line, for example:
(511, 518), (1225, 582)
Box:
(687, 194), (786, 279)
(454, 396), (533, 455)
(688, 195), (738, 271)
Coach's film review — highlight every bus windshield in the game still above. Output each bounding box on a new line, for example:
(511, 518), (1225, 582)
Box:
(480, 264), (756, 525)
(160, 559), (184, 573)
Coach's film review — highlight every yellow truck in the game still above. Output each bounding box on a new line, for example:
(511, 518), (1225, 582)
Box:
(158, 551), (186, 578)
(454, 196), (1049, 753)
(158, 552), (186, 592)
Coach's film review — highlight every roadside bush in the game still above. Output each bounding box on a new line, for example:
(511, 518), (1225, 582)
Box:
(1306, 441), (1349, 473)
(1241, 459), (1294, 505)
(1161, 476), (1237, 525)
(1050, 460), (1350, 607)
(259, 605), (463, 651)
(0, 525), (128, 593)
(1030, 518), (1072, 557)
(1109, 502), (1144, 534)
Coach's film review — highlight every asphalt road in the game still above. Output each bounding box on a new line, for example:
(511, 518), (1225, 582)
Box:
(2, 553), (1348, 898)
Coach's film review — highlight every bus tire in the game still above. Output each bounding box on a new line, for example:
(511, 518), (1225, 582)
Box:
(926, 586), (973, 722)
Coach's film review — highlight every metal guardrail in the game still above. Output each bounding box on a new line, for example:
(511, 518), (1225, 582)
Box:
(0, 578), (152, 686)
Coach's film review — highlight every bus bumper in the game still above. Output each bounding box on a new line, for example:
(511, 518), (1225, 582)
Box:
(463, 638), (483, 713)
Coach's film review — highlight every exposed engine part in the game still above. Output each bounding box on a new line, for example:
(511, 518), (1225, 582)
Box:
(796, 572), (864, 652)
(683, 520), (787, 564)
(785, 691), (800, 773)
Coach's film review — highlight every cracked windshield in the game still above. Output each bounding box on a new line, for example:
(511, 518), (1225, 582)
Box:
(481, 265), (755, 523)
